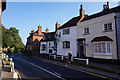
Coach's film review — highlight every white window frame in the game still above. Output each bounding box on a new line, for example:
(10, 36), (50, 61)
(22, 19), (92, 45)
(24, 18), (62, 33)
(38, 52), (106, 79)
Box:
(103, 22), (113, 32)
(83, 27), (89, 35)
(63, 28), (70, 35)
(93, 41), (112, 55)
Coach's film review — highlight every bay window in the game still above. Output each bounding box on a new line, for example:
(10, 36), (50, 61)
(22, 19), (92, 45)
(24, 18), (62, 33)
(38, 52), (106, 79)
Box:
(93, 42), (111, 54)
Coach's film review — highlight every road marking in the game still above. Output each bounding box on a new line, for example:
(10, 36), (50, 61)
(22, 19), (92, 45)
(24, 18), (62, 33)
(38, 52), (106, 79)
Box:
(42, 60), (112, 80)
(15, 57), (66, 80)
(15, 69), (22, 80)
(54, 72), (61, 76)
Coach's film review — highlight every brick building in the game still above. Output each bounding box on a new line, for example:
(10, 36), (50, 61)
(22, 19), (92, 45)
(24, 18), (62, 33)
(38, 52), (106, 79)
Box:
(26, 24), (43, 55)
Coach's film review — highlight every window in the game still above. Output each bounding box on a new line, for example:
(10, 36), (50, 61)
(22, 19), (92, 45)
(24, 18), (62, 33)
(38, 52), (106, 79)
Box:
(49, 49), (52, 53)
(63, 29), (70, 35)
(42, 44), (46, 51)
(93, 42), (111, 54)
(63, 41), (70, 48)
(104, 23), (112, 32)
(83, 27), (89, 34)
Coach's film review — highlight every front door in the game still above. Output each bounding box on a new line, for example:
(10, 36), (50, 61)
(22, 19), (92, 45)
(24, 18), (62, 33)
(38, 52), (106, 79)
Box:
(77, 40), (85, 58)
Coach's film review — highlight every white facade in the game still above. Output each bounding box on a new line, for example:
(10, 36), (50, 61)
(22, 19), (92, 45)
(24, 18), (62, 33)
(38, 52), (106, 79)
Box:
(77, 13), (118, 59)
(57, 26), (77, 57)
(40, 41), (56, 54)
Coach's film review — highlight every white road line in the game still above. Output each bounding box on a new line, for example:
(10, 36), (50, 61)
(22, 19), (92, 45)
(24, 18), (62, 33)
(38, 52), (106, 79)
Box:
(15, 57), (66, 80)
(54, 72), (61, 76)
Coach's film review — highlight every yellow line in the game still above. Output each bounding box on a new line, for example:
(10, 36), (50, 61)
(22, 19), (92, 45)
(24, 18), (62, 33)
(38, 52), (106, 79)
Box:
(42, 60), (113, 80)
(15, 69), (22, 80)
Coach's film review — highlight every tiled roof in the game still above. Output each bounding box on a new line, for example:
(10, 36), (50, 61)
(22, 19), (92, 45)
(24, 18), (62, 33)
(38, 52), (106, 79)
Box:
(40, 32), (56, 42)
(82, 6), (120, 22)
(58, 16), (82, 29)
(58, 6), (120, 30)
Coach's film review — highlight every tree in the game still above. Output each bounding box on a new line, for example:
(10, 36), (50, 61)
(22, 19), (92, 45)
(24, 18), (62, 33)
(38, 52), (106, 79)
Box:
(2, 25), (25, 53)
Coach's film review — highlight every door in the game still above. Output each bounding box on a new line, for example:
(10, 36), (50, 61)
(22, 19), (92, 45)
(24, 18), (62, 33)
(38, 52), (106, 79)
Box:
(77, 40), (85, 58)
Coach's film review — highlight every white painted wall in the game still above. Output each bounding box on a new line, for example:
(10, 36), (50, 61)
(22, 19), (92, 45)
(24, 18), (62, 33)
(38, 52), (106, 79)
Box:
(40, 41), (56, 54)
(77, 13), (117, 59)
(57, 26), (77, 57)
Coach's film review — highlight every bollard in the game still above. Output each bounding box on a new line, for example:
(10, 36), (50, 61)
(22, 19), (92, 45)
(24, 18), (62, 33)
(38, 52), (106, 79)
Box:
(86, 59), (89, 65)
(13, 72), (18, 79)
(54, 55), (56, 59)
(11, 62), (15, 72)
(61, 55), (64, 60)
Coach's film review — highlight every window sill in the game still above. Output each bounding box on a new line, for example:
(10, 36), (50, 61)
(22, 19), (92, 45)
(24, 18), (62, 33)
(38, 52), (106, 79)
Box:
(103, 30), (113, 32)
(93, 53), (112, 55)
(83, 33), (90, 35)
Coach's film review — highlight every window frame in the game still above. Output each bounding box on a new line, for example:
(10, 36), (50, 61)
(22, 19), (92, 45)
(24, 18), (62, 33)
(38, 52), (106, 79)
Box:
(83, 27), (90, 35)
(63, 41), (70, 49)
(93, 41), (112, 55)
(63, 28), (70, 35)
(103, 22), (113, 32)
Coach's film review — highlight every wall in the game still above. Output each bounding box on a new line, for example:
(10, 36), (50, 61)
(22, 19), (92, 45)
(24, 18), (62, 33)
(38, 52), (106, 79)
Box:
(77, 13), (117, 59)
(57, 27), (77, 57)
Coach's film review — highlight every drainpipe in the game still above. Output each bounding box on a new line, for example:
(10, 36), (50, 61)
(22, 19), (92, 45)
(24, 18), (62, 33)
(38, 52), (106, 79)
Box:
(114, 15), (119, 60)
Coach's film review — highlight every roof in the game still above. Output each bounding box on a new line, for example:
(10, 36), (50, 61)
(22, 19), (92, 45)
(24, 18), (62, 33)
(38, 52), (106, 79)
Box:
(82, 6), (120, 22)
(58, 16), (82, 29)
(40, 32), (56, 42)
(91, 36), (113, 42)
(58, 6), (120, 30)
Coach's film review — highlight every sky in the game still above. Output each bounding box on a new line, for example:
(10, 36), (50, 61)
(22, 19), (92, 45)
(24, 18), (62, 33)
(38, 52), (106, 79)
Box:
(2, 2), (119, 45)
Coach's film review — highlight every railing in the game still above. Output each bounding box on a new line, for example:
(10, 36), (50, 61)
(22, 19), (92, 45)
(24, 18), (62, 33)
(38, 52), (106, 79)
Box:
(49, 54), (89, 65)
(1, 53), (18, 79)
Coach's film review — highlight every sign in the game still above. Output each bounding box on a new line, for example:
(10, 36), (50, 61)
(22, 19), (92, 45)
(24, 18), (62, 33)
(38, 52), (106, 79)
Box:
(84, 43), (88, 47)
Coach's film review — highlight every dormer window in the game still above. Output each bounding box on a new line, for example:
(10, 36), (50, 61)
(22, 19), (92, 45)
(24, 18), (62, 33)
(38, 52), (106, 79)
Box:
(104, 22), (112, 32)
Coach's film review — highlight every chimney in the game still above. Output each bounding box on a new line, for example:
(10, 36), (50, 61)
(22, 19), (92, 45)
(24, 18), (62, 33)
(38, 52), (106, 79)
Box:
(103, 2), (109, 10)
(46, 28), (49, 34)
(31, 30), (34, 33)
(55, 21), (60, 31)
(79, 5), (85, 17)
(107, 2), (109, 9)
(103, 4), (106, 10)
(38, 24), (42, 35)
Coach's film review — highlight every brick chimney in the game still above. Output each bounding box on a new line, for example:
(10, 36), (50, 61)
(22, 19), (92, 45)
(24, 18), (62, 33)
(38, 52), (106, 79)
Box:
(55, 21), (60, 31)
(79, 5), (85, 17)
(38, 24), (42, 35)
(103, 2), (109, 10)
(46, 28), (49, 34)
(78, 4), (85, 22)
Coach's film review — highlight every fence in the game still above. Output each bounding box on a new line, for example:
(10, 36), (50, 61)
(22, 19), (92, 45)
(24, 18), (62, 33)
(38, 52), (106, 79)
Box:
(49, 54), (89, 65)
(1, 53), (18, 79)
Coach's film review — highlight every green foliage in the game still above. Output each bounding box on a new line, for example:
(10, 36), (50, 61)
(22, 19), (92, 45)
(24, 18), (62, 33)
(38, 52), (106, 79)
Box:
(2, 25), (25, 53)
(5, 60), (11, 65)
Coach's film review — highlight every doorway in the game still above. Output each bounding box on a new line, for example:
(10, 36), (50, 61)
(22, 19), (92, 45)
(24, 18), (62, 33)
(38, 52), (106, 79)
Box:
(77, 38), (86, 58)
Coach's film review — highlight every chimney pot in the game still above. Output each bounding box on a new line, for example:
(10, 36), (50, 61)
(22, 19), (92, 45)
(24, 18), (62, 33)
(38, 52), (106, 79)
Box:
(55, 21), (60, 31)
(46, 28), (49, 34)
(38, 24), (42, 35)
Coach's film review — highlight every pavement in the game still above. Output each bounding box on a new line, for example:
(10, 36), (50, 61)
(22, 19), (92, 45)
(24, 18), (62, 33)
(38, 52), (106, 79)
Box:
(8, 53), (119, 80)
(1, 60), (14, 80)
(38, 57), (120, 80)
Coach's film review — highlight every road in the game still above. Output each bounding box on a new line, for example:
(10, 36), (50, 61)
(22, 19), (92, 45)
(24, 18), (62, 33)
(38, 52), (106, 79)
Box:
(9, 53), (111, 80)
